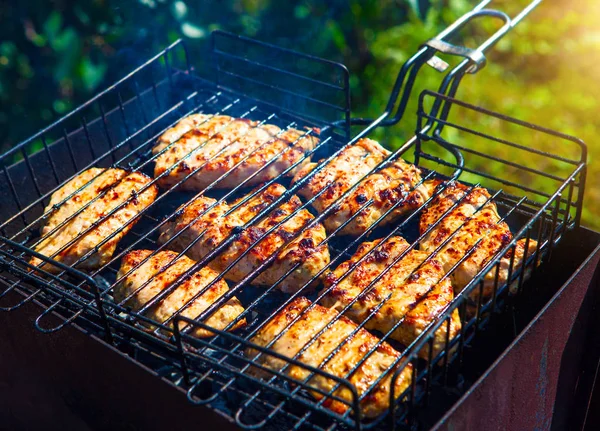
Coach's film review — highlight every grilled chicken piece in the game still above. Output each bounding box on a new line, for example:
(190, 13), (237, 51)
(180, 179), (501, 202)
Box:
(419, 180), (538, 302)
(158, 184), (330, 293)
(30, 168), (158, 273)
(291, 138), (429, 236)
(246, 297), (412, 418)
(114, 250), (245, 338)
(153, 113), (318, 191)
(321, 237), (460, 359)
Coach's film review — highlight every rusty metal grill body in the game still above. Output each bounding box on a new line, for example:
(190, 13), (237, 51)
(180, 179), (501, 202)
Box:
(0, 1), (591, 430)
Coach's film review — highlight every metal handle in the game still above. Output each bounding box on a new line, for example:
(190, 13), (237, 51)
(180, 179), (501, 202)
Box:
(423, 38), (487, 73)
(0, 282), (40, 312)
(386, 5), (511, 125)
(349, 0), (540, 131)
(186, 377), (221, 405)
(411, 1), (544, 179)
(0, 236), (114, 342)
(34, 299), (84, 334)
(422, 9), (510, 75)
(235, 402), (271, 430)
(424, 1), (544, 128)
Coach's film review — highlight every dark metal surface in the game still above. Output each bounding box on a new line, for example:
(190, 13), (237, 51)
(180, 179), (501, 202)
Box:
(581, 310), (600, 431)
(431, 227), (600, 431)
(0, 288), (238, 431)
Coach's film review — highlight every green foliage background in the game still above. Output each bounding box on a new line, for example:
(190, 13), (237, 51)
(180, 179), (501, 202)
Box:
(1, 0), (598, 227)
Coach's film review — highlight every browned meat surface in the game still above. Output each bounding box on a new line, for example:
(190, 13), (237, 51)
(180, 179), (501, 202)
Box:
(31, 168), (158, 273)
(153, 113), (318, 190)
(246, 297), (412, 418)
(158, 183), (330, 293)
(419, 180), (538, 301)
(291, 138), (429, 236)
(114, 250), (245, 338)
(321, 236), (460, 359)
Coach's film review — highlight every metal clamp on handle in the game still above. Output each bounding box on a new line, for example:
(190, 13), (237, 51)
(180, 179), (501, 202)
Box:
(350, 2), (516, 130)
(423, 39), (487, 74)
(422, 7), (511, 76)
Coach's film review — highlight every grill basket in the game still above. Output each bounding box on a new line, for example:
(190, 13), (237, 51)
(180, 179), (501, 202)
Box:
(0, 1), (589, 430)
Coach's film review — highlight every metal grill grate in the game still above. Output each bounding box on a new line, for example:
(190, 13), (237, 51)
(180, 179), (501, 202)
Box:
(0, 1), (588, 430)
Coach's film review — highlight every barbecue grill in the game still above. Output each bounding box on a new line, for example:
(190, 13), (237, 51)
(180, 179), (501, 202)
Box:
(1, 1), (599, 430)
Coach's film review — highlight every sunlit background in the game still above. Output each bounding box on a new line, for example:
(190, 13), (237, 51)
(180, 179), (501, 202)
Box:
(1, 0), (598, 227)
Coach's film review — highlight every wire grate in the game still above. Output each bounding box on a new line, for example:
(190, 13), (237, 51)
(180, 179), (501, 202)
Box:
(0, 2), (588, 430)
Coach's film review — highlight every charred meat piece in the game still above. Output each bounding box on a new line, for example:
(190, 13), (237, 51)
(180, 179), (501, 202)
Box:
(153, 113), (318, 190)
(419, 180), (538, 301)
(114, 250), (245, 338)
(321, 236), (460, 359)
(158, 183), (330, 293)
(31, 168), (158, 273)
(291, 138), (429, 236)
(246, 297), (412, 418)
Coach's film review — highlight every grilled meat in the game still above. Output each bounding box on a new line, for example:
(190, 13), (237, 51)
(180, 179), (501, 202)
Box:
(291, 138), (429, 236)
(114, 250), (245, 338)
(158, 183), (330, 293)
(153, 113), (318, 191)
(30, 168), (158, 273)
(246, 297), (412, 418)
(321, 236), (460, 359)
(419, 180), (538, 301)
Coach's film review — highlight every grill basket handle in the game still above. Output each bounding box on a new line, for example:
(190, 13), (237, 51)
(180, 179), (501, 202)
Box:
(0, 282), (40, 312)
(0, 237), (114, 341)
(422, 8), (510, 75)
(349, 0), (541, 130)
(34, 299), (84, 334)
